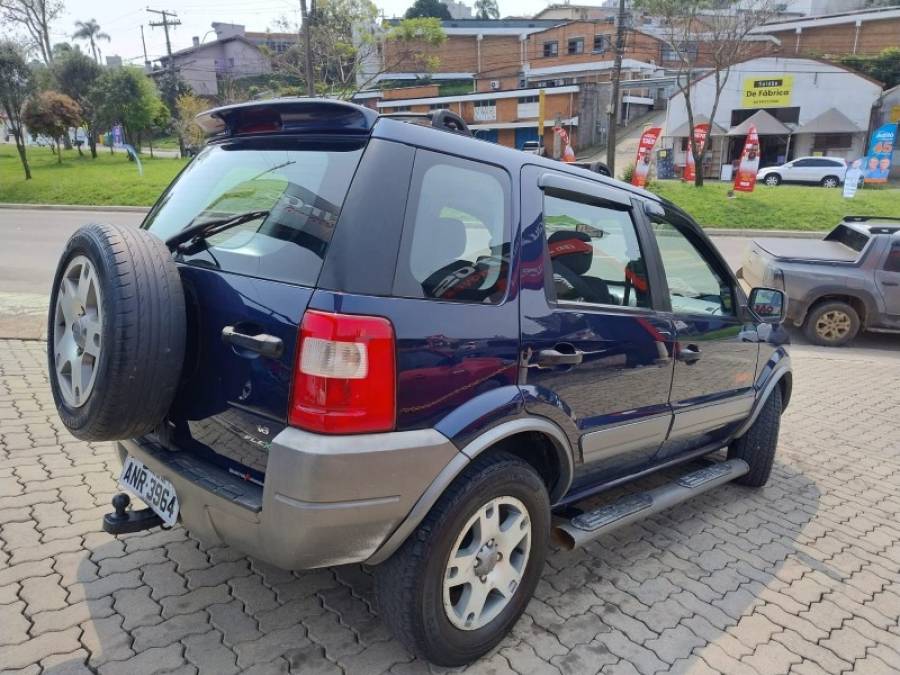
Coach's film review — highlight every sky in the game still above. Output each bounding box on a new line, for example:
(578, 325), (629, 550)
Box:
(36, 0), (553, 66)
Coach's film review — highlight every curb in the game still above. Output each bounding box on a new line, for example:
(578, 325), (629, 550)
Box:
(0, 203), (150, 213)
(703, 227), (822, 239)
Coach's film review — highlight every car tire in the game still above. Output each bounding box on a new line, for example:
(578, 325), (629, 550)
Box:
(47, 223), (186, 441)
(374, 452), (550, 667)
(802, 301), (860, 347)
(728, 384), (782, 488)
(820, 175), (840, 188)
(763, 174), (781, 186)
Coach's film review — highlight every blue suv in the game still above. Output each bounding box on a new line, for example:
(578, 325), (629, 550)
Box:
(48, 99), (792, 666)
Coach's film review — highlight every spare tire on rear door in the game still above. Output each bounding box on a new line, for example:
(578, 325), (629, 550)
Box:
(47, 223), (186, 441)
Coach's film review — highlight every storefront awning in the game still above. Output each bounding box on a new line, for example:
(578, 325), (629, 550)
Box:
(666, 115), (728, 137)
(728, 109), (792, 136)
(793, 108), (862, 134)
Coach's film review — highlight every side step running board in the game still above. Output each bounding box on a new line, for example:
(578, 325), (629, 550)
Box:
(553, 458), (749, 550)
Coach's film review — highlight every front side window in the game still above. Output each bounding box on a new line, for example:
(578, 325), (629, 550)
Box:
(394, 151), (510, 304)
(543, 192), (651, 309)
(651, 215), (735, 316)
(884, 244), (900, 273)
(143, 137), (365, 286)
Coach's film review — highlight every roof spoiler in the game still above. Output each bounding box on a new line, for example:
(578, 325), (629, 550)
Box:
(195, 98), (378, 137)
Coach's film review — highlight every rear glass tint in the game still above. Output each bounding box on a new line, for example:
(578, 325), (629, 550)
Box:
(825, 224), (870, 253)
(143, 137), (365, 287)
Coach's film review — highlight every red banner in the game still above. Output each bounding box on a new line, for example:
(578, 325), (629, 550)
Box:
(733, 124), (760, 193)
(631, 126), (662, 188)
(683, 123), (709, 182)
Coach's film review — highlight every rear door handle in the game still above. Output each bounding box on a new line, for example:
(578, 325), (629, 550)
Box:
(882, 281), (899, 287)
(222, 326), (284, 358)
(536, 347), (584, 367)
(677, 345), (702, 364)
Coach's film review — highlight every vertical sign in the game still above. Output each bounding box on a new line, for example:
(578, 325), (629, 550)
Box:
(863, 122), (897, 184)
(683, 123), (709, 182)
(537, 89), (545, 148)
(733, 124), (760, 192)
(844, 159), (862, 199)
(631, 126), (662, 188)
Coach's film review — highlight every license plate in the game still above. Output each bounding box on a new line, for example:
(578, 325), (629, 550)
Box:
(118, 457), (179, 527)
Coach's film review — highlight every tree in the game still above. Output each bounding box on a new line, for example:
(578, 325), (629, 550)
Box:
(474, 0), (499, 20)
(634, 0), (775, 186)
(404, 0), (451, 20)
(0, 40), (33, 179)
(0, 0), (63, 65)
(52, 49), (102, 157)
(173, 93), (207, 152)
(72, 19), (110, 63)
(146, 99), (171, 158)
(89, 67), (163, 152)
(22, 90), (81, 163)
(840, 47), (900, 90)
(270, 2), (446, 98)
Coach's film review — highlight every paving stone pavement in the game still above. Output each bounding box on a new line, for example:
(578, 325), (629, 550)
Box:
(1, 338), (900, 675)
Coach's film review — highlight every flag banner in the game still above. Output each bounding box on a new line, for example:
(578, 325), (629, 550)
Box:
(683, 123), (709, 182)
(863, 123), (897, 184)
(733, 124), (760, 193)
(632, 126), (662, 187)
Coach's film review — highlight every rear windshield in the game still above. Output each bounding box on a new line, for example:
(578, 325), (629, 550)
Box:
(825, 224), (870, 253)
(143, 136), (365, 286)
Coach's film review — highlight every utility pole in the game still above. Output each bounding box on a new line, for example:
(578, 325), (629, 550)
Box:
(606, 0), (627, 176)
(140, 25), (149, 68)
(300, 0), (315, 97)
(148, 8), (184, 155)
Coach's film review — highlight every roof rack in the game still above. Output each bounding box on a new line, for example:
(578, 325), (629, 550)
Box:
(844, 215), (900, 223)
(379, 110), (472, 137)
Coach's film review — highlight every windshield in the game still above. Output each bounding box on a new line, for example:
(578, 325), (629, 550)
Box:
(143, 137), (366, 286)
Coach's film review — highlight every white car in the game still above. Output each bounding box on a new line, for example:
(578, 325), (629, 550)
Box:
(756, 156), (848, 188)
(521, 140), (544, 155)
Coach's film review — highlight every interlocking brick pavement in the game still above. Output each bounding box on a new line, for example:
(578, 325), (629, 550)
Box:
(2, 337), (900, 674)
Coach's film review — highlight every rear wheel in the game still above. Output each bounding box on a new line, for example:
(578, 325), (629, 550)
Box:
(821, 175), (840, 188)
(803, 301), (859, 347)
(764, 174), (781, 186)
(375, 453), (549, 667)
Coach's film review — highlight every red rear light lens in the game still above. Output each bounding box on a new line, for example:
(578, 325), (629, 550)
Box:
(289, 310), (396, 434)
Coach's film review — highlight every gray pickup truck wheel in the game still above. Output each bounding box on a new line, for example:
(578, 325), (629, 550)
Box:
(803, 301), (859, 346)
(728, 385), (782, 487)
(47, 224), (186, 441)
(374, 452), (549, 667)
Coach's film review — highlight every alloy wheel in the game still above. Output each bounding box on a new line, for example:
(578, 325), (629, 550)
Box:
(443, 496), (532, 631)
(53, 255), (103, 407)
(815, 310), (851, 342)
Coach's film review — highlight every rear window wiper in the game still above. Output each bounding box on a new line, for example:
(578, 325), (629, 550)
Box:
(165, 210), (271, 253)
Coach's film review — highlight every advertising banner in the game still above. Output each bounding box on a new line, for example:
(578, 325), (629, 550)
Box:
(631, 126), (662, 188)
(844, 159), (862, 198)
(683, 123), (709, 182)
(733, 124), (760, 193)
(741, 75), (794, 108)
(863, 122), (897, 184)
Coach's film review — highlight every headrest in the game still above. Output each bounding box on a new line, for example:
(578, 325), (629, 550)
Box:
(548, 230), (592, 275)
(431, 217), (467, 264)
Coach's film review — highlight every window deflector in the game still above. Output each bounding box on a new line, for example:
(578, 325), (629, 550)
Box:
(538, 172), (631, 207)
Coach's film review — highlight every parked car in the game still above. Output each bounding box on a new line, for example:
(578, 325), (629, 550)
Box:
(756, 156), (847, 187)
(521, 139), (544, 155)
(739, 216), (900, 346)
(571, 160), (612, 176)
(48, 99), (792, 667)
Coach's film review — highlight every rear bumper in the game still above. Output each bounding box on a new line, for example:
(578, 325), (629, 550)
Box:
(116, 426), (459, 570)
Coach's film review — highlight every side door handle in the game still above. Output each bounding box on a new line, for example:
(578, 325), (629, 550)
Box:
(222, 326), (284, 358)
(536, 347), (584, 367)
(677, 344), (702, 364)
(882, 281), (899, 287)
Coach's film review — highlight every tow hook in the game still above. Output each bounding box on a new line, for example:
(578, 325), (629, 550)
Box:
(102, 493), (164, 535)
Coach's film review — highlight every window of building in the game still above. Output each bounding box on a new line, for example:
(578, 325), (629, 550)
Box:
(593, 34), (609, 53)
(568, 37), (584, 55)
(543, 41), (558, 57)
(730, 107), (800, 126)
(813, 133), (853, 150)
(517, 95), (539, 104)
(474, 99), (496, 108)
(392, 105), (411, 112)
(660, 41), (698, 63)
(395, 151), (511, 304)
(542, 192), (651, 309)
(430, 103), (450, 110)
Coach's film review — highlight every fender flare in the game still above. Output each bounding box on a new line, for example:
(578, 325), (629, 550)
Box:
(365, 417), (575, 565)
(799, 286), (879, 328)
(732, 355), (792, 439)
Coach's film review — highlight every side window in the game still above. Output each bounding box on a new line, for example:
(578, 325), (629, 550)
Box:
(885, 244), (900, 273)
(651, 216), (736, 317)
(394, 151), (510, 304)
(792, 159), (815, 167)
(542, 191), (652, 309)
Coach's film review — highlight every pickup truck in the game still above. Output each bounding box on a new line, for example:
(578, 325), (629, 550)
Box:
(739, 216), (900, 346)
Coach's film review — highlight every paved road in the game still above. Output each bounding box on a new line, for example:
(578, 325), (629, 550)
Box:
(2, 338), (900, 673)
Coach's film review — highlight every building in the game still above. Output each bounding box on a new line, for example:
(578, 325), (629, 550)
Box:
(154, 28), (272, 97)
(753, 6), (900, 58)
(442, 0), (473, 20)
(663, 56), (883, 178)
(778, 0), (867, 17)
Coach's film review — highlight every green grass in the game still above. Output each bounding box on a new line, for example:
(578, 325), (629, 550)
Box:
(0, 144), (187, 206)
(648, 180), (900, 231)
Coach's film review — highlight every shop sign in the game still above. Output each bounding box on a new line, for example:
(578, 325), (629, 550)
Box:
(741, 75), (793, 108)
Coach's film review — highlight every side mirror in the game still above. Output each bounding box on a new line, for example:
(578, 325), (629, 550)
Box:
(748, 287), (786, 324)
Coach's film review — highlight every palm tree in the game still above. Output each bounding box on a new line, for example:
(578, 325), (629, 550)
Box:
(474, 0), (500, 20)
(73, 19), (111, 64)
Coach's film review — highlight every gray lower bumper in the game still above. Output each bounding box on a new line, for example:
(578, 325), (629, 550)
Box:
(117, 426), (459, 570)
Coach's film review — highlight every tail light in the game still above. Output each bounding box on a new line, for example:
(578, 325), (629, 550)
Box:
(289, 310), (396, 434)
